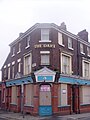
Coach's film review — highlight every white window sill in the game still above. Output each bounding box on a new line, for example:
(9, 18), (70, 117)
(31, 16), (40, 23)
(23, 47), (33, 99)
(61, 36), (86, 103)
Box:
(17, 51), (21, 54)
(68, 47), (74, 50)
(81, 52), (85, 55)
(59, 44), (65, 47)
(39, 40), (51, 43)
(11, 54), (15, 57)
(10, 103), (17, 105)
(88, 55), (90, 57)
(24, 104), (34, 107)
(25, 45), (30, 49)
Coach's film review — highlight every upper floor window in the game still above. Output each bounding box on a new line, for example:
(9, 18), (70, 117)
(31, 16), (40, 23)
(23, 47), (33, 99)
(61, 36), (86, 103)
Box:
(12, 46), (15, 56)
(87, 47), (90, 56)
(12, 65), (15, 79)
(58, 32), (64, 46)
(82, 60), (90, 78)
(24, 53), (32, 75)
(17, 43), (21, 53)
(4, 68), (6, 79)
(8, 67), (10, 79)
(40, 51), (50, 65)
(68, 37), (73, 50)
(17, 59), (21, 73)
(61, 53), (72, 75)
(26, 35), (30, 49)
(80, 43), (85, 54)
(40, 28), (50, 42)
(17, 62), (21, 73)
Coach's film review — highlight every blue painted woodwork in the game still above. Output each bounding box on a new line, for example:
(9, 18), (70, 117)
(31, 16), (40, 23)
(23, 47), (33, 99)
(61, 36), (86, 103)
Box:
(6, 76), (33, 87)
(38, 76), (53, 81)
(39, 106), (52, 116)
(59, 76), (90, 85)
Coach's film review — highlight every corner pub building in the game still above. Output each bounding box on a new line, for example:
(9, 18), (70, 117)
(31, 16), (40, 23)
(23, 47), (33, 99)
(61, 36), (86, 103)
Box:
(1, 22), (90, 116)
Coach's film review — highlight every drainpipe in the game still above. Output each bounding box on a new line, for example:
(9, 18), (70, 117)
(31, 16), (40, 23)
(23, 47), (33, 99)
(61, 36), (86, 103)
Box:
(21, 84), (24, 118)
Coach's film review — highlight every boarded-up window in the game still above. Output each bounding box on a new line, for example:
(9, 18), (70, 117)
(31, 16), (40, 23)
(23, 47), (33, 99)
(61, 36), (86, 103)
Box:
(58, 84), (67, 106)
(80, 86), (90, 104)
(25, 84), (33, 106)
(11, 86), (17, 104)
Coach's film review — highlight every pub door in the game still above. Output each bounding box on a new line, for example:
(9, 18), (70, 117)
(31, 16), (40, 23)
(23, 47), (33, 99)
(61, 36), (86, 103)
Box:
(39, 85), (52, 116)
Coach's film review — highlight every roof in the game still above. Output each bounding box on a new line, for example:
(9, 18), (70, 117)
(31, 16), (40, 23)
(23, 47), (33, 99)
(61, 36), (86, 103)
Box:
(9, 23), (90, 47)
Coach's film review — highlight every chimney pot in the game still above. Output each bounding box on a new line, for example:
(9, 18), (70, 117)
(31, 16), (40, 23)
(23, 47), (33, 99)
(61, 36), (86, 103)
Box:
(60, 22), (67, 30)
(78, 29), (88, 42)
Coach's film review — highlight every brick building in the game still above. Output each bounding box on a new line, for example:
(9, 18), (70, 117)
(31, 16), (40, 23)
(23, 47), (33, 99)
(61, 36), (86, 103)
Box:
(1, 23), (90, 116)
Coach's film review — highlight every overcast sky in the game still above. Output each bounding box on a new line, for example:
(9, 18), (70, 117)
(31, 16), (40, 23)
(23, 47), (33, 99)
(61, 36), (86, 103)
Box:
(0, 0), (90, 80)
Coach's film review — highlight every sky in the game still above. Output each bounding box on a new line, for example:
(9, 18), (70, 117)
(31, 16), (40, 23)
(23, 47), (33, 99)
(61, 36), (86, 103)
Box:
(0, 0), (90, 80)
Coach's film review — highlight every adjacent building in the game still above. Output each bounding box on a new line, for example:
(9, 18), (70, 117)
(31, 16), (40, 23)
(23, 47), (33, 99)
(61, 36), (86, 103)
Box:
(1, 22), (90, 116)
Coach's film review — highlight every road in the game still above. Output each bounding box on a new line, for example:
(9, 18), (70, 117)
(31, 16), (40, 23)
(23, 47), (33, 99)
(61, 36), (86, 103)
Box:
(41, 116), (90, 120)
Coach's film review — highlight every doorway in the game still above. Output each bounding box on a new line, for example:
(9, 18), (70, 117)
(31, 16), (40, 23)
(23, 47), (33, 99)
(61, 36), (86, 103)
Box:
(39, 84), (52, 116)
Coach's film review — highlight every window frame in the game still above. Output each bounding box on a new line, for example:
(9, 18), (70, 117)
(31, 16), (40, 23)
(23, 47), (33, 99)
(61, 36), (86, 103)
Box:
(80, 43), (85, 55)
(61, 53), (72, 75)
(40, 51), (50, 65)
(8, 67), (10, 79)
(87, 47), (90, 57)
(17, 42), (21, 54)
(58, 32), (64, 46)
(25, 84), (34, 106)
(39, 28), (51, 42)
(24, 53), (32, 75)
(12, 65), (15, 79)
(11, 86), (17, 104)
(82, 60), (90, 78)
(68, 37), (73, 50)
(12, 46), (15, 57)
(25, 35), (30, 49)
(58, 84), (68, 106)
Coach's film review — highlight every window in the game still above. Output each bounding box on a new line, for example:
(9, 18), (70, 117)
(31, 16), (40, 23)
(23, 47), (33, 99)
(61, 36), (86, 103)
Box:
(58, 84), (68, 106)
(2, 89), (5, 102)
(41, 28), (49, 42)
(26, 35), (30, 48)
(25, 84), (33, 106)
(8, 67), (10, 79)
(68, 37), (73, 49)
(61, 53), (72, 74)
(17, 43), (21, 53)
(83, 61), (89, 77)
(12, 65), (15, 79)
(17, 62), (21, 73)
(80, 43), (84, 54)
(11, 86), (17, 104)
(4, 68), (6, 78)
(24, 54), (32, 75)
(80, 86), (90, 104)
(41, 51), (50, 65)
(58, 32), (64, 46)
(12, 46), (15, 56)
(87, 47), (90, 56)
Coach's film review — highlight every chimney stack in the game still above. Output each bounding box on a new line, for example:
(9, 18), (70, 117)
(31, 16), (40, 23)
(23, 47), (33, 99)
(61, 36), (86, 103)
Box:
(60, 22), (67, 30)
(78, 29), (88, 42)
(19, 32), (23, 37)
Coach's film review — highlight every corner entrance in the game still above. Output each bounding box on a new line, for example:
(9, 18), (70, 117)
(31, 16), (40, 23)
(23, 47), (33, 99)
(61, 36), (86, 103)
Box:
(39, 84), (52, 116)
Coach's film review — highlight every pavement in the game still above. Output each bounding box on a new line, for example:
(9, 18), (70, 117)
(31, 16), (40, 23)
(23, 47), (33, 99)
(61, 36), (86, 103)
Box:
(0, 110), (90, 120)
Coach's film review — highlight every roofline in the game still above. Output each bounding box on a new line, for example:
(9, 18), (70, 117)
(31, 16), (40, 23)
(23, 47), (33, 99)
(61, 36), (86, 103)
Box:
(9, 23), (39, 46)
(9, 23), (90, 47)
